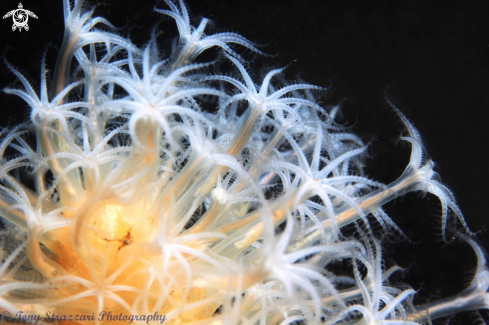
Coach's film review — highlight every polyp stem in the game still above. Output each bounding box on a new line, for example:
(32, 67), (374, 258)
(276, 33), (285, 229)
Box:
(290, 165), (431, 252)
(407, 288), (487, 323)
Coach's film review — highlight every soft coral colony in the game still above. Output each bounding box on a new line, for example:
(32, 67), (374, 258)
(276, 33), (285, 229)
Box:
(0, 0), (487, 324)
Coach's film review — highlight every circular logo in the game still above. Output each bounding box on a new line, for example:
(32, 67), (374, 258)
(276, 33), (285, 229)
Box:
(13, 9), (28, 28)
(2, 3), (38, 32)
(1, 311), (12, 321)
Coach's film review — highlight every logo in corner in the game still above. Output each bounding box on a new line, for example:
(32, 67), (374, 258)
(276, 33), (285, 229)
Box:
(3, 3), (38, 32)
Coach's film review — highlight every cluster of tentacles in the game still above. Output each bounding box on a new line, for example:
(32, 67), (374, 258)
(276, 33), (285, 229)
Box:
(0, 1), (487, 325)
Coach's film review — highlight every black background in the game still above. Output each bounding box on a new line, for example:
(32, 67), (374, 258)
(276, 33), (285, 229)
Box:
(0, 0), (488, 324)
